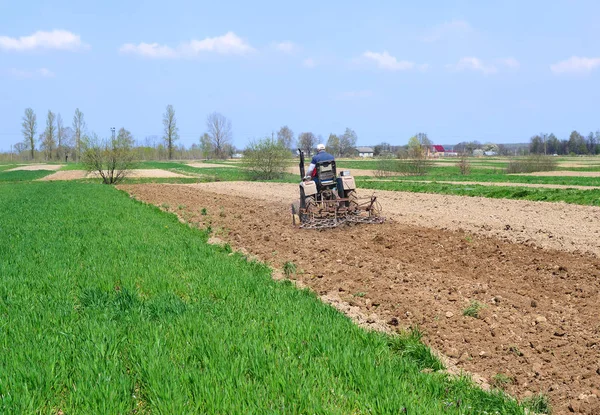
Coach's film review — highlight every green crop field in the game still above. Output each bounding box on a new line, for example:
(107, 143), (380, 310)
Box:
(0, 181), (527, 414)
(0, 170), (54, 182)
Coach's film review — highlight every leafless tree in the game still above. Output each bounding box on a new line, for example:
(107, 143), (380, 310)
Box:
(206, 112), (232, 159)
(199, 133), (213, 159)
(298, 132), (316, 156)
(21, 108), (37, 160)
(41, 110), (56, 160)
(57, 113), (64, 161)
(73, 108), (85, 162)
(339, 127), (357, 156)
(276, 125), (294, 149)
(162, 104), (179, 160)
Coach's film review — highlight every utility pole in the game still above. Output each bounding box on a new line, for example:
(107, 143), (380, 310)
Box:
(10, 144), (13, 162)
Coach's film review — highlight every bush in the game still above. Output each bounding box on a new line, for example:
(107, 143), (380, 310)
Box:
(374, 154), (433, 177)
(457, 153), (471, 175)
(82, 134), (135, 184)
(505, 155), (558, 174)
(242, 137), (291, 180)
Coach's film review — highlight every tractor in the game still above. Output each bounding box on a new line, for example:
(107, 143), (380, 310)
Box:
(291, 149), (384, 229)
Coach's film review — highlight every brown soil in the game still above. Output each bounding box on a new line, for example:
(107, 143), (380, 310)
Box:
(364, 179), (600, 190)
(183, 182), (600, 258)
(119, 183), (600, 414)
(39, 170), (87, 181)
(8, 164), (63, 171)
(40, 169), (190, 181)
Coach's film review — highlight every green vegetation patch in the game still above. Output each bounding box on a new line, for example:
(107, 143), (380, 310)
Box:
(0, 170), (54, 182)
(0, 182), (525, 414)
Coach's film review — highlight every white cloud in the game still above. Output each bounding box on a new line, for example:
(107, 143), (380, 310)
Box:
(447, 57), (497, 74)
(273, 41), (295, 54)
(498, 57), (520, 69)
(0, 30), (88, 51)
(4, 68), (55, 79)
(119, 43), (178, 59)
(550, 56), (600, 74)
(422, 20), (472, 42)
(120, 32), (255, 59)
(302, 58), (316, 68)
(362, 51), (420, 71)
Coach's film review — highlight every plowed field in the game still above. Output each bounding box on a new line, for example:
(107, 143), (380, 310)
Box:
(119, 183), (600, 414)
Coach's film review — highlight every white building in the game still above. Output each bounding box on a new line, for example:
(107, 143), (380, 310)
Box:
(356, 146), (374, 158)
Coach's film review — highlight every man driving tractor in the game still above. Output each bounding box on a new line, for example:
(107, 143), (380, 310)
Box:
(304, 143), (335, 184)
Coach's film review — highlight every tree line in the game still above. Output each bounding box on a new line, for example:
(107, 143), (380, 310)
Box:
(14, 106), (242, 162)
(529, 131), (600, 155)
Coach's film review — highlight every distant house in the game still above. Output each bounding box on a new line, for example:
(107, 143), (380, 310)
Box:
(232, 153), (244, 159)
(356, 146), (374, 158)
(428, 145), (445, 158)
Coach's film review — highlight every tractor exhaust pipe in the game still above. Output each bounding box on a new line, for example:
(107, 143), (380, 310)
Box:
(298, 148), (305, 179)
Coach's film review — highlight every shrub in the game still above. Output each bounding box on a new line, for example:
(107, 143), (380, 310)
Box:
(82, 133), (134, 184)
(457, 153), (471, 175)
(242, 137), (291, 180)
(505, 155), (558, 174)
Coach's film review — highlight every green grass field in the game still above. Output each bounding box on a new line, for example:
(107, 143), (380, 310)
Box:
(0, 170), (54, 182)
(0, 181), (528, 414)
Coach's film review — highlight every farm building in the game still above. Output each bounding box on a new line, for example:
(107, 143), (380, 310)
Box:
(356, 146), (374, 157)
(428, 145), (445, 158)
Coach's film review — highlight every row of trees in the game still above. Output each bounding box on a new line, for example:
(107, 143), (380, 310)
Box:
(20, 108), (86, 161)
(15, 106), (237, 161)
(530, 131), (600, 155)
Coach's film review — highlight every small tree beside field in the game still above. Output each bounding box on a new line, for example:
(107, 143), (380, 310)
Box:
(82, 133), (135, 184)
(243, 137), (291, 180)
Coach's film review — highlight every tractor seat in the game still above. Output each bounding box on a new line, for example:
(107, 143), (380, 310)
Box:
(316, 160), (337, 187)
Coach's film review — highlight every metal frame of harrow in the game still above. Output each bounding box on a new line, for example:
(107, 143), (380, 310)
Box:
(293, 195), (385, 229)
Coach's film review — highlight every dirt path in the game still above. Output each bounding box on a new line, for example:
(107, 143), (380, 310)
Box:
(185, 181), (600, 258)
(186, 163), (234, 168)
(40, 169), (191, 181)
(120, 183), (600, 414)
(8, 164), (63, 171)
(363, 179), (600, 190)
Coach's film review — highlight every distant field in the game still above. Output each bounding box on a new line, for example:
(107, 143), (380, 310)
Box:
(0, 181), (526, 413)
(0, 170), (54, 182)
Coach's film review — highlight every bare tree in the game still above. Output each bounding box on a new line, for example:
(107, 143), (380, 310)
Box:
(73, 108), (85, 162)
(339, 127), (357, 156)
(41, 110), (57, 160)
(199, 133), (213, 159)
(206, 112), (232, 159)
(326, 133), (340, 156)
(117, 127), (134, 147)
(56, 113), (64, 161)
(21, 108), (37, 160)
(276, 125), (294, 149)
(298, 132), (316, 156)
(162, 104), (179, 160)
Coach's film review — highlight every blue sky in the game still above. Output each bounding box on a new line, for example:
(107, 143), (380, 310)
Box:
(1, 0), (599, 151)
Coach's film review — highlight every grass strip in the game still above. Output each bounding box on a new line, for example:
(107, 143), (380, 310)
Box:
(0, 170), (54, 182)
(0, 182), (526, 414)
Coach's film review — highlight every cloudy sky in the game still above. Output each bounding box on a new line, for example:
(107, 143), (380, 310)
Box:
(1, 0), (599, 150)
